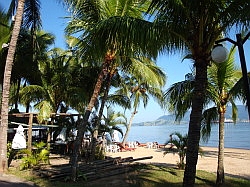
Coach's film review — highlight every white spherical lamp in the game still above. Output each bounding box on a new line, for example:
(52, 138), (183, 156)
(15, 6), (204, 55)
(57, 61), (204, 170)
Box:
(211, 45), (228, 63)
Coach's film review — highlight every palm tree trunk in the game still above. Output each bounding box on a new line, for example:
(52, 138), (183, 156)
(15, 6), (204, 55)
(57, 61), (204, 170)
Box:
(90, 70), (114, 161)
(216, 111), (225, 186)
(14, 79), (21, 110)
(122, 110), (137, 146)
(0, 0), (25, 174)
(71, 52), (114, 181)
(183, 59), (208, 187)
(89, 73), (112, 161)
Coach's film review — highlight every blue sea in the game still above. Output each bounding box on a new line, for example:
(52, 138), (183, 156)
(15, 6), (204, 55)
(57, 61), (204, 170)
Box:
(119, 122), (250, 149)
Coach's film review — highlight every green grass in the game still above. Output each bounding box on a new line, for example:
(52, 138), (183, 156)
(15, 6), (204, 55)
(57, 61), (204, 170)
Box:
(8, 164), (250, 187)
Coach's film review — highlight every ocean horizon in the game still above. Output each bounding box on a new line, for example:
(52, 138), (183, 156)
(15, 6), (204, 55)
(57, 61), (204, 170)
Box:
(119, 122), (250, 150)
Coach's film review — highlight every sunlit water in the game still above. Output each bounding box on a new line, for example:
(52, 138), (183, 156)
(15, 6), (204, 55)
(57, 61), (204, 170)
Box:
(118, 122), (250, 149)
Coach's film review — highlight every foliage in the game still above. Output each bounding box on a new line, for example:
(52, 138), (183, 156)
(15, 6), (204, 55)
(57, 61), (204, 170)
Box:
(94, 145), (105, 160)
(163, 132), (188, 169)
(163, 132), (203, 170)
(7, 142), (18, 167)
(18, 141), (49, 170)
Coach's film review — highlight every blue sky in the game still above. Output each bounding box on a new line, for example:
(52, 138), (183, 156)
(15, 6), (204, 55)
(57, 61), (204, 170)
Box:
(1, 1), (250, 123)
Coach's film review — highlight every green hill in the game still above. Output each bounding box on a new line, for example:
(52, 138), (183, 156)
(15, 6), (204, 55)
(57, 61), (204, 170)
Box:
(133, 105), (249, 126)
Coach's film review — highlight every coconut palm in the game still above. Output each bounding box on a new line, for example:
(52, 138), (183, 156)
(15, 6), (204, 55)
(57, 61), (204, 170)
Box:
(0, 0), (26, 173)
(7, 0), (42, 31)
(117, 60), (166, 145)
(202, 48), (244, 185)
(95, 1), (250, 186)
(164, 47), (245, 185)
(9, 30), (55, 111)
(63, 0), (152, 180)
(19, 48), (74, 122)
(5, 0), (42, 112)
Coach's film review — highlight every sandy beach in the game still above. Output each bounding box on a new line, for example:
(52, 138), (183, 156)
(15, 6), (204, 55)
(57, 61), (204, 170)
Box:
(106, 146), (250, 180)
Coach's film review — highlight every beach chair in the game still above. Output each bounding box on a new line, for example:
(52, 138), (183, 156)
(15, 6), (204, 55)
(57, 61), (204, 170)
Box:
(105, 144), (120, 152)
(117, 143), (136, 152)
(146, 142), (153, 149)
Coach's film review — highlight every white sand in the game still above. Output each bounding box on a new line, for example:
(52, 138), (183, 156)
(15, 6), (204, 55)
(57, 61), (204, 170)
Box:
(106, 146), (250, 180)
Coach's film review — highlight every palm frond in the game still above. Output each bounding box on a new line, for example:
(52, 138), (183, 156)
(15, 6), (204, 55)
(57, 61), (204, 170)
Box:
(201, 107), (218, 143)
(164, 79), (193, 121)
(23, 0), (42, 30)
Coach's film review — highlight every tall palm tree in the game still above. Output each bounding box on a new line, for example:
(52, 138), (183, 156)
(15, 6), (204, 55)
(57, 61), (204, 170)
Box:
(164, 47), (245, 185)
(116, 60), (166, 145)
(63, 0), (151, 180)
(6, 0), (42, 112)
(94, 1), (250, 186)
(202, 48), (243, 185)
(0, 0), (26, 173)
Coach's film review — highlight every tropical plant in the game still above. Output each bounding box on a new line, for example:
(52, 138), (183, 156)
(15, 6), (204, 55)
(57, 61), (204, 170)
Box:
(164, 47), (245, 185)
(1, 1), (50, 113)
(101, 106), (126, 138)
(118, 63), (166, 145)
(19, 48), (74, 122)
(7, 0), (42, 31)
(9, 30), (55, 111)
(202, 48), (244, 185)
(19, 141), (49, 170)
(164, 132), (188, 169)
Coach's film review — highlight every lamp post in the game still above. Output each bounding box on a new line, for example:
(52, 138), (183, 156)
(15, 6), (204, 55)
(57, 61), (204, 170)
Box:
(212, 32), (250, 120)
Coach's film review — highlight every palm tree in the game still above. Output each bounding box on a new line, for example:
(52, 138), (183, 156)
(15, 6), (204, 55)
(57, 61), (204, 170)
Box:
(0, 0), (26, 173)
(9, 30), (55, 111)
(5, 0), (43, 112)
(19, 48), (74, 121)
(117, 60), (166, 145)
(63, 0), (151, 180)
(94, 1), (250, 186)
(164, 132), (188, 170)
(164, 47), (245, 185)
(7, 0), (42, 31)
(94, 56), (166, 152)
(101, 106), (126, 141)
(202, 48), (244, 185)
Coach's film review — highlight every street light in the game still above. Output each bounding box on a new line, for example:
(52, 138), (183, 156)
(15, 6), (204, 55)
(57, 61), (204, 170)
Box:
(211, 44), (228, 63)
(211, 32), (250, 120)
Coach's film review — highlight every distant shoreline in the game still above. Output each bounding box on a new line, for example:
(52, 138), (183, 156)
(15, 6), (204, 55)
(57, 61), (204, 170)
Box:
(133, 120), (250, 126)
(123, 123), (250, 149)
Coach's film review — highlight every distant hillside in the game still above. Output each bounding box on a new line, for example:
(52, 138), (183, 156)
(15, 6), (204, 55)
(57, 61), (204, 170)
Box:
(133, 105), (249, 126)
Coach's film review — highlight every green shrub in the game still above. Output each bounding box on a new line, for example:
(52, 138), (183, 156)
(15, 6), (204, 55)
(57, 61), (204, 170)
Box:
(19, 141), (50, 170)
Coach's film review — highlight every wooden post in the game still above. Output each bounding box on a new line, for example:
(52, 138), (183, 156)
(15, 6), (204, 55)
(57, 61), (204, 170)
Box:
(28, 113), (33, 153)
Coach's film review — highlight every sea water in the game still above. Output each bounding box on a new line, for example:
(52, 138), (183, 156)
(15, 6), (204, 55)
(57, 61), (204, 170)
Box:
(120, 122), (250, 149)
